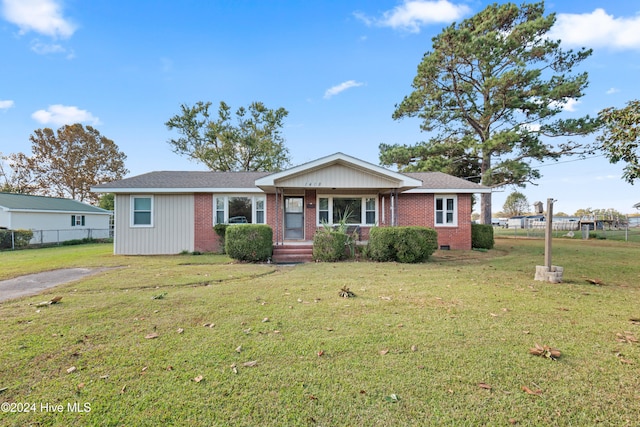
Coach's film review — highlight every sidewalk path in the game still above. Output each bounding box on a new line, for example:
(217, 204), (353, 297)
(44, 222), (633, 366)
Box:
(0, 268), (108, 302)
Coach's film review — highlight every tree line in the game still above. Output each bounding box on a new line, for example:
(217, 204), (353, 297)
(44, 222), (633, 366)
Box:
(1, 2), (638, 218)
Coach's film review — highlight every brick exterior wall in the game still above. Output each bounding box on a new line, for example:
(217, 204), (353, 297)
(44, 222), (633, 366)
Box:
(382, 192), (473, 250)
(193, 191), (472, 251)
(194, 193), (220, 253)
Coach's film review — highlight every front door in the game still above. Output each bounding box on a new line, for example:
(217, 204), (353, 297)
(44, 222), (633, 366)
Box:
(284, 197), (304, 240)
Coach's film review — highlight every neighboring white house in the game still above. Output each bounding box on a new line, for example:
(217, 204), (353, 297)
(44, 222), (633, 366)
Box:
(0, 192), (112, 245)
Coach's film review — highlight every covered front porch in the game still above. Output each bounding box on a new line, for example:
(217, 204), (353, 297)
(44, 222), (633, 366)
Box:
(255, 153), (422, 251)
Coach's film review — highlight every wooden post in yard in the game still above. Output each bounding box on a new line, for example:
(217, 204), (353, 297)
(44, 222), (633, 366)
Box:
(544, 198), (553, 269)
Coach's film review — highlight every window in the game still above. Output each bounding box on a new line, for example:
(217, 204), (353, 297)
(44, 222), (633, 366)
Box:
(131, 196), (153, 227)
(71, 215), (85, 227)
(317, 196), (377, 225)
(213, 196), (266, 224)
(435, 195), (457, 226)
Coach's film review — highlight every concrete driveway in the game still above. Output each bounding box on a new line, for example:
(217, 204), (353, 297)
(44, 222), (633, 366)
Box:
(0, 268), (109, 302)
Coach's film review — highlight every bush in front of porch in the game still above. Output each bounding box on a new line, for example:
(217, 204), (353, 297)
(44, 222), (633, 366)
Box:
(225, 224), (273, 262)
(367, 226), (438, 263)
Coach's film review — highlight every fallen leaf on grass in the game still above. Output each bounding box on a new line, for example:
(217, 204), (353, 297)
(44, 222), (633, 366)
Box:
(177, 328), (184, 334)
(0, 387), (7, 393)
(478, 383), (492, 390)
(235, 345), (242, 353)
(77, 383), (85, 389)
(630, 318), (640, 325)
(193, 375), (204, 383)
(529, 343), (561, 360)
(521, 385), (542, 395)
(411, 345), (418, 352)
(100, 375), (109, 379)
(317, 350), (324, 357)
(616, 353), (634, 364)
(616, 332), (638, 344)
(384, 394), (400, 403)
(243, 360), (258, 367)
(231, 364), (238, 374)
(120, 385), (127, 394)
(379, 349), (389, 355)
(309, 395), (318, 400)
(145, 333), (159, 339)
(50, 296), (63, 304)
(586, 278), (604, 286)
(66, 366), (77, 374)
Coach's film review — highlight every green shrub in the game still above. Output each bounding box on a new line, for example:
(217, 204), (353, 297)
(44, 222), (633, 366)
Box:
(213, 223), (230, 253)
(367, 226), (437, 263)
(313, 230), (350, 262)
(471, 223), (494, 249)
(225, 225), (273, 262)
(0, 229), (34, 249)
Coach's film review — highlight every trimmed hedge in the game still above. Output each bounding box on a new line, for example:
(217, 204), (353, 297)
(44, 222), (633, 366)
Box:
(225, 224), (273, 262)
(367, 226), (438, 263)
(471, 223), (494, 249)
(0, 229), (34, 249)
(313, 230), (350, 262)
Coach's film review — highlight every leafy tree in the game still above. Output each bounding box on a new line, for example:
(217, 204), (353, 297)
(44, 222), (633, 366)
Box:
(503, 191), (529, 217)
(597, 100), (640, 184)
(1, 153), (33, 193)
(8, 124), (128, 204)
(99, 193), (115, 211)
(166, 101), (290, 171)
(382, 2), (598, 224)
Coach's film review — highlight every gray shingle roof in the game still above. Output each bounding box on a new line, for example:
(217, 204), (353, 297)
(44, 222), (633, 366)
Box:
(0, 192), (110, 213)
(92, 169), (489, 192)
(93, 171), (272, 190)
(403, 171), (487, 190)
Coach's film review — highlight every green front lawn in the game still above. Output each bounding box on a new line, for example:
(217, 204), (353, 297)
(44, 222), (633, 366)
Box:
(1, 240), (639, 426)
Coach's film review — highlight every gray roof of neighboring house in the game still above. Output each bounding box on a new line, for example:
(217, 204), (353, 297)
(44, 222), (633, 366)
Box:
(0, 192), (111, 214)
(92, 170), (489, 193)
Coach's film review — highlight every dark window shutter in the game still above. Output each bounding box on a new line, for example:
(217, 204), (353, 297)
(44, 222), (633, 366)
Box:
(71, 215), (75, 227)
(81, 216), (85, 226)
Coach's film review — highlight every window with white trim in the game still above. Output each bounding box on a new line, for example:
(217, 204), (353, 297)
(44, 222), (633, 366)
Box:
(435, 195), (457, 226)
(213, 195), (266, 224)
(317, 196), (377, 225)
(71, 215), (85, 227)
(131, 196), (153, 227)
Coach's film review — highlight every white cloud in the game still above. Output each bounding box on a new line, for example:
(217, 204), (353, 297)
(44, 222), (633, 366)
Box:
(550, 8), (640, 50)
(0, 100), (14, 110)
(355, 0), (470, 33)
(30, 39), (70, 56)
(606, 87), (620, 95)
(324, 80), (364, 99)
(1, 0), (76, 39)
(561, 98), (580, 112)
(31, 105), (100, 126)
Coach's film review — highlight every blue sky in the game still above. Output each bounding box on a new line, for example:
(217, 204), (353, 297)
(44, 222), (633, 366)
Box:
(1, 0), (639, 215)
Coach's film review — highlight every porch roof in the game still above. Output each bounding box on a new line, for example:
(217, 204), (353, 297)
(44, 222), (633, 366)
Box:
(255, 152), (423, 192)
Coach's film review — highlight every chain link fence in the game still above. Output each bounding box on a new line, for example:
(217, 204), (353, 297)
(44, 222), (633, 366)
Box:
(494, 216), (640, 243)
(1, 228), (112, 250)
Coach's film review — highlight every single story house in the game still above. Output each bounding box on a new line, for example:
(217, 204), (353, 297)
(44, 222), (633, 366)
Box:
(92, 153), (491, 255)
(92, 152), (490, 256)
(0, 192), (112, 245)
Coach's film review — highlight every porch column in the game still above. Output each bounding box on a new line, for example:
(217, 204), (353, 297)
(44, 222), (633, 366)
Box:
(275, 187), (280, 246)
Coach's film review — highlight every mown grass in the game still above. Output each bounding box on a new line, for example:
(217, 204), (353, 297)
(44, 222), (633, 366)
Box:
(1, 240), (639, 426)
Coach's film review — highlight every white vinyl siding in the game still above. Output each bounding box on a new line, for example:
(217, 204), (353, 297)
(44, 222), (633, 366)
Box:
(435, 195), (457, 226)
(115, 194), (194, 255)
